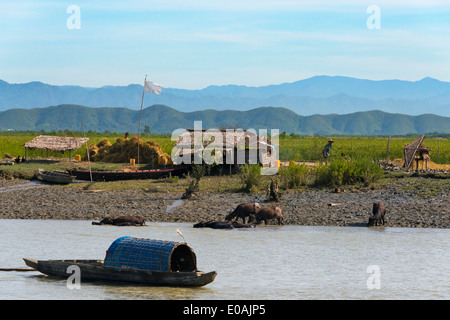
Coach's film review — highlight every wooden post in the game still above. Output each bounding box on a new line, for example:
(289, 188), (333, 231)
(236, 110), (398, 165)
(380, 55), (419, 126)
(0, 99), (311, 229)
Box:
(137, 75), (147, 168)
(81, 120), (93, 182)
(437, 138), (441, 163)
(386, 134), (391, 160)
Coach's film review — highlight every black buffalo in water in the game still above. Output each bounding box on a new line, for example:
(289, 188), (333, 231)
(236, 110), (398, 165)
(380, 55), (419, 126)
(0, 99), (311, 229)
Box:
(367, 202), (387, 227)
(92, 216), (146, 226)
(193, 220), (255, 229)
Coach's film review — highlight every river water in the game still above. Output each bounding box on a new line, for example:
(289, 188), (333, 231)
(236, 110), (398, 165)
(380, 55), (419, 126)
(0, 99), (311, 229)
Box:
(0, 219), (448, 300)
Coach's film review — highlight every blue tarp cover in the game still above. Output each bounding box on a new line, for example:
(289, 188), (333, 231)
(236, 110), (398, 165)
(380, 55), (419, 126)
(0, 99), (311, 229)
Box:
(103, 237), (181, 271)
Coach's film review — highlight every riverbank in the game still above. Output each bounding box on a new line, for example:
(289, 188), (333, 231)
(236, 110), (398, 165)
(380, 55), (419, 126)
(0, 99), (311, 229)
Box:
(0, 174), (448, 228)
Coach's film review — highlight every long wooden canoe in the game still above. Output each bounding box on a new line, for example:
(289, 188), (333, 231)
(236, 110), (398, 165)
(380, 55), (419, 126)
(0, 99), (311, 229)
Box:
(23, 258), (217, 287)
(38, 169), (75, 184)
(67, 165), (190, 181)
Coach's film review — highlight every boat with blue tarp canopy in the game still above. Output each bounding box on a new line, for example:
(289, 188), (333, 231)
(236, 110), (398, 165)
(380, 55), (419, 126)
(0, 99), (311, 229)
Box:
(104, 236), (197, 272)
(23, 237), (216, 287)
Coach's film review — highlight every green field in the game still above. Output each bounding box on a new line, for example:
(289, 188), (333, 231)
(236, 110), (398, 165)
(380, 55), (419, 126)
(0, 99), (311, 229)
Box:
(0, 131), (448, 164)
(0, 132), (175, 160)
(278, 135), (449, 164)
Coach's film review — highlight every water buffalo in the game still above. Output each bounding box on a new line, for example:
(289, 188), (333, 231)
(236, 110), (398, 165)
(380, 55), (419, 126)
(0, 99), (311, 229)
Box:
(92, 216), (146, 226)
(225, 202), (261, 224)
(193, 220), (233, 229)
(248, 206), (284, 225)
(193, 220), (255, 229)
(367, 202), (387, 227)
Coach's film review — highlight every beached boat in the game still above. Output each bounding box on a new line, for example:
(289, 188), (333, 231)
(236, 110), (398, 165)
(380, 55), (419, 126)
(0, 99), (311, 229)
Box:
(38, 169), (75, 184)
(67, 165), (190, 181)
(23, 236), (217, 287)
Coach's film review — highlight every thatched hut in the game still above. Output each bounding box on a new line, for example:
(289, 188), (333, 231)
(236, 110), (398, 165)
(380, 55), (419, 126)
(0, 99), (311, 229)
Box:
(173, 129), (277, 168)
(23, 135), (89, 161)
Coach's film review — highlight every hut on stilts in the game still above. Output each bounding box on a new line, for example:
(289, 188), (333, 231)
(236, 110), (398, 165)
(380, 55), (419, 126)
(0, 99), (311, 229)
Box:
(403, 135), (433, 171)
(23, 135), (89, 161)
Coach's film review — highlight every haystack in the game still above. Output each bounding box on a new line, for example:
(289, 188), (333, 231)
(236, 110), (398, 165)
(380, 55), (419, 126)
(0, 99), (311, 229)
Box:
(88, 136), (171, 165)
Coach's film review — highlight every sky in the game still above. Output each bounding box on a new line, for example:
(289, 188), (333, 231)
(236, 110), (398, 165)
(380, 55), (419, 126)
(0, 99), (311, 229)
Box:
(1, 0), (449, 89)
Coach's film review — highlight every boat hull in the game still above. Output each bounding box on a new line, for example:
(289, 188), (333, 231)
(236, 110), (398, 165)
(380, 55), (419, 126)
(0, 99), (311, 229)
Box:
(23, 258), (216, 287)
(38, 169), (75, 184)
(68, 166), (190, 181)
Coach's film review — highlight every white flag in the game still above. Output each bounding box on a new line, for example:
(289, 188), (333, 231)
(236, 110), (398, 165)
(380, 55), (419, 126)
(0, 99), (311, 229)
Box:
(144, 80), (163, 94)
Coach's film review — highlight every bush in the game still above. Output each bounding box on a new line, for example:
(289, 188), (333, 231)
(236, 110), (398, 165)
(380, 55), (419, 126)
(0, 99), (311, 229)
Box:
(313, 157), (383, 187)
(191, 164), (206, 181)
(239, 164), (262, 192)
(279, 162), (309, 189)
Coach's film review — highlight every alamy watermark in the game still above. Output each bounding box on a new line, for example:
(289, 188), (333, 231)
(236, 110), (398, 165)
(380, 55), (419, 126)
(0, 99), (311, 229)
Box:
(66, 265), (81, 289)
(66, 5), (81, 30)
(366, 5), (381, 30)
(171, 121), (279, 175)
(366, 265), (381, 290)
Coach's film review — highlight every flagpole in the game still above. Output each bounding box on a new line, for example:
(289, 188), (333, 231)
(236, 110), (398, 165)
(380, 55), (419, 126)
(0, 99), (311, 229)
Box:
(137, 75), (147, 167)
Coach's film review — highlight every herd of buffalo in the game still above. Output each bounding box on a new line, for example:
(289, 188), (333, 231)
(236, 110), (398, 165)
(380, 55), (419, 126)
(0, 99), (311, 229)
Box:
(91, 201), (387, 229)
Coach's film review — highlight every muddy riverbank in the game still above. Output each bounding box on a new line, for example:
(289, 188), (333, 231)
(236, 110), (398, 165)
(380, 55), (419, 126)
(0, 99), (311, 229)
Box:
(0, 176), (448, 228)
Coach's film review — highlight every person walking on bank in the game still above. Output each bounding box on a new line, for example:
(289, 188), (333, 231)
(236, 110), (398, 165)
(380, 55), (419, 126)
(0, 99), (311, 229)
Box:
(322, 139), (334, 160)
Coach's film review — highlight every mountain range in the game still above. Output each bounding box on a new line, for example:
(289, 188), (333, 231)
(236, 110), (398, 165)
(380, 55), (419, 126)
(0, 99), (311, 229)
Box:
(0, 104), (448, 135)
(1, 76), (450, 117)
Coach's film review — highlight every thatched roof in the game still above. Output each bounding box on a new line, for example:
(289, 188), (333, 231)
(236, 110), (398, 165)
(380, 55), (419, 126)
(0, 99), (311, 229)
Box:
(174, 129), (274, 149)
(23, 135), (89, 152)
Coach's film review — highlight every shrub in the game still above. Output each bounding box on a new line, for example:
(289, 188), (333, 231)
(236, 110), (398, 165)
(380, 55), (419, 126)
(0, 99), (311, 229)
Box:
(279, 163), (309, 189)
(313, 157), (383, 187)
(239, 164), (262, 192)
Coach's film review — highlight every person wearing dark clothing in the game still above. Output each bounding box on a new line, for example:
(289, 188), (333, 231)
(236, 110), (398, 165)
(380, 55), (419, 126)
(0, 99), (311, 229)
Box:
(322, 139), (334, 159)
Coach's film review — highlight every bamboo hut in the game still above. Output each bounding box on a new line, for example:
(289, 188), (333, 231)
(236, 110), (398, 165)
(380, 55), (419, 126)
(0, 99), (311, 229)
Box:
(403, 135), (433, 170)
(23, 135), (89, 161)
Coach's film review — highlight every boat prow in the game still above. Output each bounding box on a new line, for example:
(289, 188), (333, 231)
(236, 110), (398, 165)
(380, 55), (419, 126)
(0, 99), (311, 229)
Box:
(23, 258), (38, 270)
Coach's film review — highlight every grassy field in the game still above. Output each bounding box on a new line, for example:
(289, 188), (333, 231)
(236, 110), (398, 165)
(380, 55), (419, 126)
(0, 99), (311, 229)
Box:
(0, 132), (448, 164)
(278, 135), (450, 164)
(0, 132), (175, 161)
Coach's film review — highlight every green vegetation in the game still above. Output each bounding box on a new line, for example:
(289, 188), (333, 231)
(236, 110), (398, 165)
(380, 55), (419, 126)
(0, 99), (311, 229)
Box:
(1, 131), (448, 164)
(0, 131), (174, 160)
(239, 164), (263, 193)
(313, 157), (384, 187)
(279, 162), (310, 189)
(278, 135), (450, 164)
(1, 131), (448, 194)
(1, 104), (449, 135)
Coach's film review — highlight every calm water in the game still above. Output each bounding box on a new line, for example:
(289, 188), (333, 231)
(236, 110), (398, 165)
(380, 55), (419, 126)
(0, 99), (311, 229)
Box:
(0, 219), (448, 300)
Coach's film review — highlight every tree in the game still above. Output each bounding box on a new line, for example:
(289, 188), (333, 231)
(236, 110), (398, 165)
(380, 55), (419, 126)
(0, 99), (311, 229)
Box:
(143, 125), (151, 135)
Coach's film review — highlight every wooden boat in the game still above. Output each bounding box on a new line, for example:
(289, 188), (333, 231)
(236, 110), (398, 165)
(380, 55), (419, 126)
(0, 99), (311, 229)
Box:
(38, 169), (75, 184)
(23, 237), (217, 287)
(67, 165), (190, 181)
(23, 258), (217, 287)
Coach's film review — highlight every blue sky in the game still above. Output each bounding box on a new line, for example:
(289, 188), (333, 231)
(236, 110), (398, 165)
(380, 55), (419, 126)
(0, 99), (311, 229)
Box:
(1, 0), (449, 89)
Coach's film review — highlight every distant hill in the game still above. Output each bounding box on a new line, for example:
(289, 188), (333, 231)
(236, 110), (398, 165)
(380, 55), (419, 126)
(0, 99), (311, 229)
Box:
(1, 104), (449, 135)
(1, 76), (450, 116)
